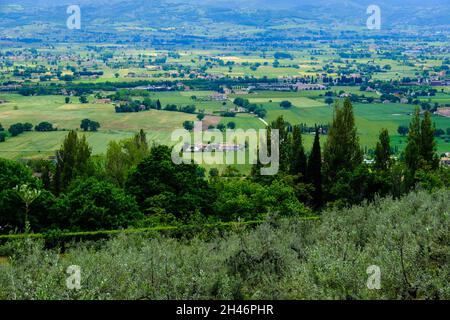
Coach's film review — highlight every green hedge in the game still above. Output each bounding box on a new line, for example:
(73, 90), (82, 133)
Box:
(0, 217), (321, 247)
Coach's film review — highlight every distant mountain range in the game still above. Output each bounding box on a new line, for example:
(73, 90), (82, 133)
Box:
(1, 0), (449, 37)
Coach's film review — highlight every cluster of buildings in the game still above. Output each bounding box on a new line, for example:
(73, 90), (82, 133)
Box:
(126, 72), (157, 78)
(400, 78), (450, 87)
(94, 98), (112, 104)
(430, 80), (450, 86)
(182, 143), (244, 152)
(436, 107), (450, 117)
(134, 84), (181, 91)
(0, 84), (21, 92)
(196, 93), (229, 102)
(248, 83), (307, 91)
(294, 83), (327, 91)
(224, 82), (327, 92)
(440, 153), (450, 167)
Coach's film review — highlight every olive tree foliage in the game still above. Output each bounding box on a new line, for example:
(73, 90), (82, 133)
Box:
(0, 190), (448, 300)
(282, 190), (449, 299)
(212, 178), (311, 221)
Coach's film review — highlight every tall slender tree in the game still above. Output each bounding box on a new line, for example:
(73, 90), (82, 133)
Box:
(54, 131), (92, 194)
(307, 127), (322, 209)
(404, 107), (421, 173)
(250, 146), (275, 185)
(323, 98), (362, 179)
(404, 108), (439, 172)
(374, 128), (391, 171)
(270, 116), (291, 173)
(106, 129), (150, 187)
(106, 140), (131, 187)
(124, 130), (150, 164)
(134, 129), (149, 153)
(420, 110), (438, 169)
(290, 125), (307, 180)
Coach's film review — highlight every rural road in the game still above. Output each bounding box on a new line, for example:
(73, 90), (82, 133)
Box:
(258, 117), (269, 126)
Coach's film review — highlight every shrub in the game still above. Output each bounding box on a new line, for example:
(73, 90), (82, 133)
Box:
(35, 122), (56, 132)
(58, 178), (143, 231)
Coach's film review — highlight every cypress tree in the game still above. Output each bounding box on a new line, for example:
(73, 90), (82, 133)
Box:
(404, 108), (439, 173)
(307, 127), (322, 209)
(420, 110), (438, 169)
(290, 124), (307, 180)
(76, 135), (92, 175)
(251, 149), (266, 182)
(270, 116), (290, 173)
(125, 129), (150, 165)
(134, 129), (149, 152)
(374, 128), (391, 171)
(323, 98), (362, 179)
(404, 107), (421, 173)
(251, 146), (275, 184)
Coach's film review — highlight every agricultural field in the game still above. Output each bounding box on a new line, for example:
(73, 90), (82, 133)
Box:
(0, 93), (197, 158)
(1, 89), (449, 161)
(232, 91), (450, 153)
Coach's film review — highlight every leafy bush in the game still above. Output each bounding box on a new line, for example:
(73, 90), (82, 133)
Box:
(57, 178), (143, 231)
(8, 123), (32, 137)
(212, 178), (310, 221)
(35, 122), (56, 132)
(126, 145), (214, 220)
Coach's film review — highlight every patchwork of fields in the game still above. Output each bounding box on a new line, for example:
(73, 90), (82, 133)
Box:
(0, 88), (449, 162)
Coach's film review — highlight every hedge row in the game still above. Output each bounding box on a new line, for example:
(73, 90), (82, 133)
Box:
(0, 216), (321, 248)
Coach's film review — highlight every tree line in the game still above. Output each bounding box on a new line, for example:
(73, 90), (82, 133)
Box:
(0, 99), (447, 235)
(0, 119), (100, 143)
(253, 98), (447, 210)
